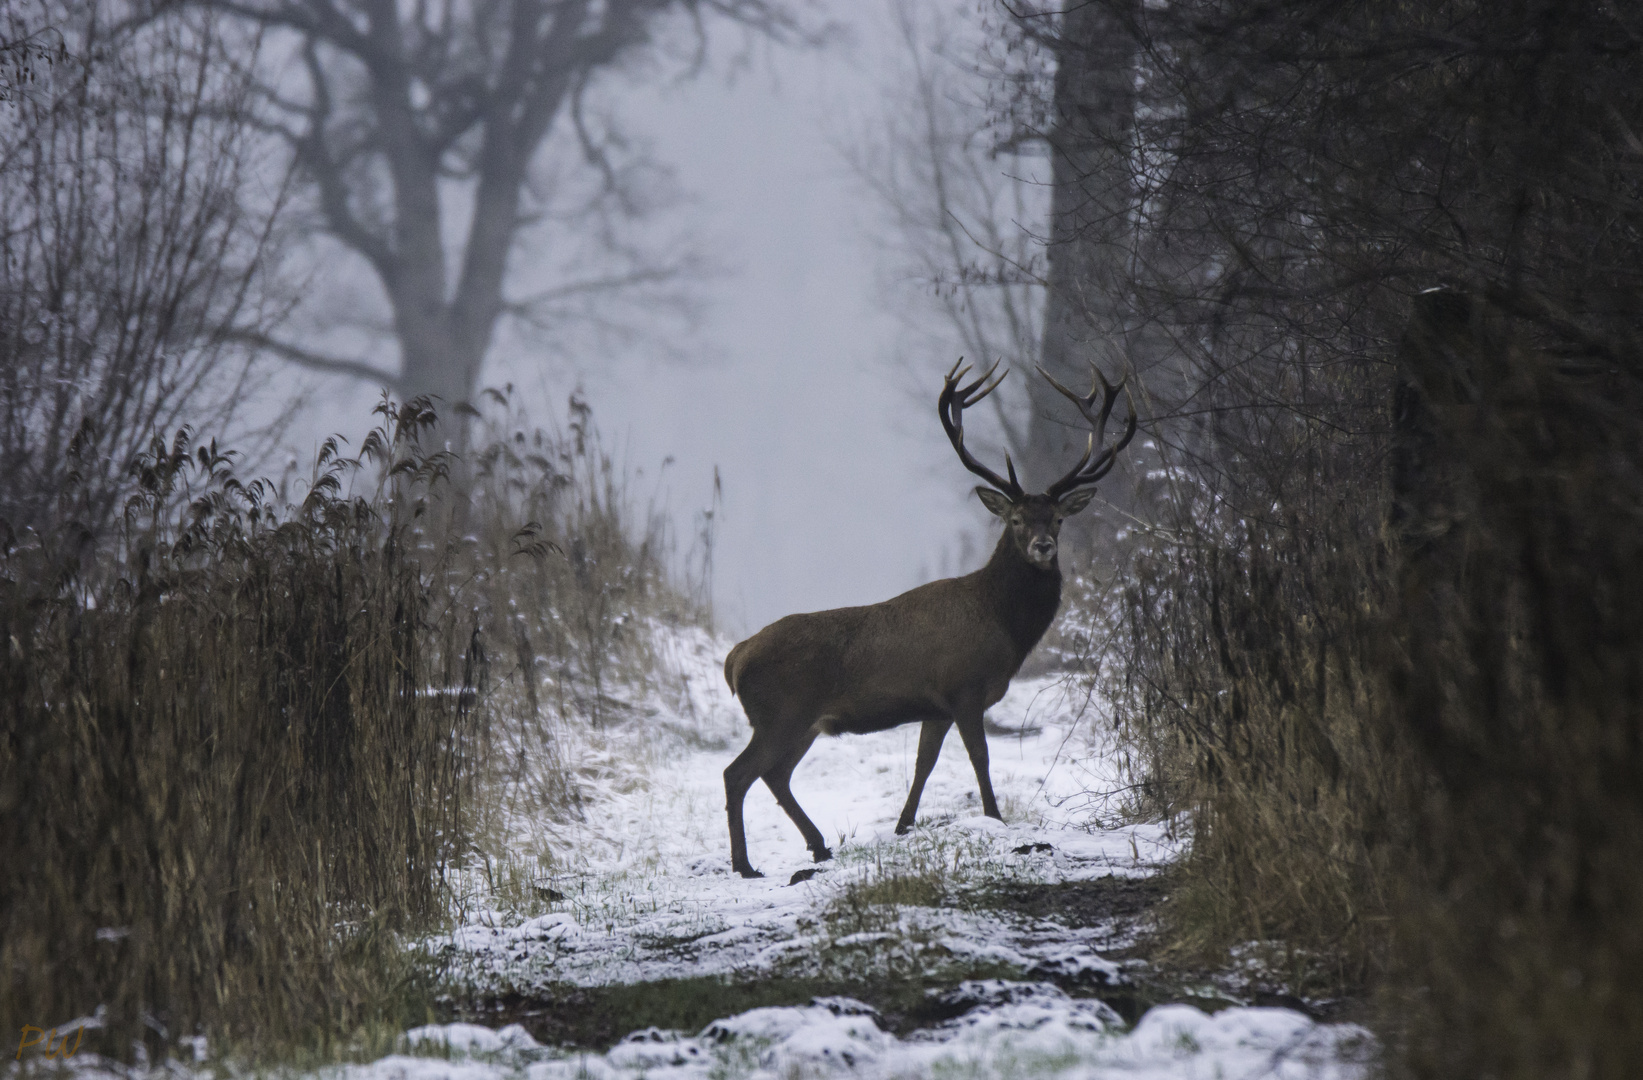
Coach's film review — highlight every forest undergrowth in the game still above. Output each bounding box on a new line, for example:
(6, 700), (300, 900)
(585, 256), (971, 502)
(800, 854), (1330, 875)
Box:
(0, 394), (708, 1065)
(1049, 293), (1643, 1076)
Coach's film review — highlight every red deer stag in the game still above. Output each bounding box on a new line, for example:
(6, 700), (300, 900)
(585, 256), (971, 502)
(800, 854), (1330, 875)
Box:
(720, 359), (1136, 878)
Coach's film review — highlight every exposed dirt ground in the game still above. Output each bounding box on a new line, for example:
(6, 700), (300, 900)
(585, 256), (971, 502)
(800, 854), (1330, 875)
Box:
(452, 872), (1190, 1047)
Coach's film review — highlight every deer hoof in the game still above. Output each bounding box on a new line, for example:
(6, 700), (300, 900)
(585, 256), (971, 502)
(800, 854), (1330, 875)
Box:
(894, 822), (912, 836)
(736, 866), (764, 879)
(811, 846), (833, 863)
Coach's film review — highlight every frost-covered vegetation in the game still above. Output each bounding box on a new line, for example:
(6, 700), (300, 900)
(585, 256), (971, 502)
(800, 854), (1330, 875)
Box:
(1, 416), (1380, 1077)
(0, 395), (713, 1061)
(9, 0), (1643, 1075)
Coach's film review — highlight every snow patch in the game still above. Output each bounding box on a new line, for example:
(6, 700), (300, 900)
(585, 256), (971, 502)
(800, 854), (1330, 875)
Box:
(341, 998), (1371, 1080)
(411, 622), (1376, 1080)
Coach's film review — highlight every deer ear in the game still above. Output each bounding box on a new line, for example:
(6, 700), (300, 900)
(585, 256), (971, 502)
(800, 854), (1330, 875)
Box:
(975, 487), (1014, 517)
(1057, 488), (1098, 516)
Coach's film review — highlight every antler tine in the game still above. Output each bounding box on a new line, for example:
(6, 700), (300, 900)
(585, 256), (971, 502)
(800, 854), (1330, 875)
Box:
(1083, 395), (1138, 480)
(939, 358), (1023, 499)
(1038, 362), (1122, 445)
(947, 356), (1007, 404)
(1040, 362), (1139, 500)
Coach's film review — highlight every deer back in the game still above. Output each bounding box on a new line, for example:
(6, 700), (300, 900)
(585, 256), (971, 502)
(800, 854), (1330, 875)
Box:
(724, 552), (1061, 736)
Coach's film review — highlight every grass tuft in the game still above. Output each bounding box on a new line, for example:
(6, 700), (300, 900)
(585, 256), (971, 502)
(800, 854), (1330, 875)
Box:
(0, 392), (712, 1066)
(0, 398), (480, 1060)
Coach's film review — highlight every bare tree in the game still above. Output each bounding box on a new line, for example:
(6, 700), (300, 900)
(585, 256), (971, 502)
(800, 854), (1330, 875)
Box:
(850, 0), (1046, 470)
(0, 3), (285, 539)
(1008, 0), (1146, 487)
(161, 0), (812, 451)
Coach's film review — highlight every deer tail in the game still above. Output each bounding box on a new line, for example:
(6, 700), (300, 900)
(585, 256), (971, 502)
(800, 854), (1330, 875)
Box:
(723, 640), (749, 698)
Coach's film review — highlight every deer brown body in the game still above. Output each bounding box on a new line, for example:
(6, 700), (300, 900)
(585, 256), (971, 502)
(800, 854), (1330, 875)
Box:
(722, 360), (1135, 878)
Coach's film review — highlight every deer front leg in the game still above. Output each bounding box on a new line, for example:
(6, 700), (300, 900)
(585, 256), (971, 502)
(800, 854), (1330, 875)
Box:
(896, 715), (953, 834)
(955, 711), (1002, 820)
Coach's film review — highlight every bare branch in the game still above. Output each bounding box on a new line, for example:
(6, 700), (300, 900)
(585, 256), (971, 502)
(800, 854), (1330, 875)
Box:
(292, 36), (399, 279)
(501, 265), (691, 313)
(225, 328), (401, 387)
(188, 0), (397, 73)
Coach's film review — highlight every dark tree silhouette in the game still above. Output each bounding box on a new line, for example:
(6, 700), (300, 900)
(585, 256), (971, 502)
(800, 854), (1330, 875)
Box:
(1008, 0), (1643, 1074)
(1017, 0), (1143, 487)
(169, 0), (811, 448)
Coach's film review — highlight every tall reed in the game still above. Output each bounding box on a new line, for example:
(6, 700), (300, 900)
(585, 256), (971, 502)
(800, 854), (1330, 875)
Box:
(0, 399), (486, 1058)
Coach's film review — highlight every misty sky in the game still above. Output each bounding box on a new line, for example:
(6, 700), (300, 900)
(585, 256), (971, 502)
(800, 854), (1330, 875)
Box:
(280, 0), (1026, 636)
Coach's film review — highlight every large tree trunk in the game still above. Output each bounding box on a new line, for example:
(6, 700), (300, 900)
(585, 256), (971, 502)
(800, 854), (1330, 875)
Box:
(371, 53), (533, 455)
(397, 321), (488, 455)
(1026, 0), (1141, 490)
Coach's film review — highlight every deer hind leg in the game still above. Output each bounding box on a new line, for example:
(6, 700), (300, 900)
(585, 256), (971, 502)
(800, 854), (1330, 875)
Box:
(954, 710), (1002, 820)
(763, 730), (829, 862)
(895, 715), (954, 835)
(725, 731), (780, 878)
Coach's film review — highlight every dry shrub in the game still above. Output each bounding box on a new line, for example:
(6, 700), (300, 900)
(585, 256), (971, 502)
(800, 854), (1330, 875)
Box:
(0, 6), (285, 537)
(1094, 290), (1643, 1073)
(1100, 482), (1409, 994)
(1040, 264), (1414, 994)
(1383, 293), (1643, 1078)
(0, 400), (486, 1060)
(1076, 302), (1410, 996)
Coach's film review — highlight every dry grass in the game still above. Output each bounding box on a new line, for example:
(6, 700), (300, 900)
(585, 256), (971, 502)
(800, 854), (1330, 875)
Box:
(822, 829), (1018, 939)
(466, 391), (699, 729)
(1095, 504), (1407, 997)
(0, 400), (483, 1059)
(1086, 293), (1643, 1075)
(0, 392), (709, 1065)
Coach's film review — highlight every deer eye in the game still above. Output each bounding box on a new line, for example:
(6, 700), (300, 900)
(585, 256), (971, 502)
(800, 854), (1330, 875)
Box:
(1010, 515), (1023, 526)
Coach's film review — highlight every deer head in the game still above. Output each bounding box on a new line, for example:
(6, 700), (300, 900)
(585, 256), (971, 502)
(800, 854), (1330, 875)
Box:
(938, 358), (1137, 569)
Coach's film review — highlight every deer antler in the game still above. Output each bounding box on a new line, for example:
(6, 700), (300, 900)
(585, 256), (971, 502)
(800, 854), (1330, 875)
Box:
(939, 358), (1023, 500)
(1039, 362), (1138, 500)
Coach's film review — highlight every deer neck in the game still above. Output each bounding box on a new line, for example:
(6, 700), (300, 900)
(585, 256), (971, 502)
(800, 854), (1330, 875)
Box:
(980, 531), (1063, 662)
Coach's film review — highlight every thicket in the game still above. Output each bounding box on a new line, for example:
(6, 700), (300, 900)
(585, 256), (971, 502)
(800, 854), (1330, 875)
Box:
(0, 3), (710, 1059)
(0, 392), (700, 1062)
(1004, 0), (1643, 1073)
(0, 4), (284, 536)
(0, 401), (480, 1057)
(1381, 295), (1643, 1075)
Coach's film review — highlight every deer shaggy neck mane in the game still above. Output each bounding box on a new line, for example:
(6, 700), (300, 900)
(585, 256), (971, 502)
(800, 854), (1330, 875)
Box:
(977, 525), (1063, 666)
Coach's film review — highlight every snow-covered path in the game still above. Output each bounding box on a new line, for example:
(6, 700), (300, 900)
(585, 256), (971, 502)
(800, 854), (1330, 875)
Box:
(390, 627), (1376, 1080)
(443, 631), (1179, 991)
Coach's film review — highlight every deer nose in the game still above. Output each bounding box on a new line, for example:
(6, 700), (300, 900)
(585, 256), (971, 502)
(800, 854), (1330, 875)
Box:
(1029, 537), (1056, 560)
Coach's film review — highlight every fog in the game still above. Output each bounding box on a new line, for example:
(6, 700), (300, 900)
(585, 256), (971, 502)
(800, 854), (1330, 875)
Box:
(15, 4), (1638, 1070)
(277, 0), (1008, 636)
